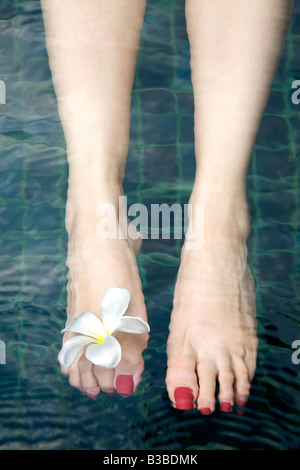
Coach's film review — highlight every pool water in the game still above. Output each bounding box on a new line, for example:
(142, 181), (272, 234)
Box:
(0, 0), (300, 450)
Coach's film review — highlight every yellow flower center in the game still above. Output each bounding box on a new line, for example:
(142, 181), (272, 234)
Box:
(93, 331), (106, 344)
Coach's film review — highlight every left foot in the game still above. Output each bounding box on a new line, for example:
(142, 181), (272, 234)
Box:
(59, 176), (149, 399)
(166, 187), (258, 413)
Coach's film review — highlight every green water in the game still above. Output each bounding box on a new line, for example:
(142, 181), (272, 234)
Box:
(0, 0), (300, 450)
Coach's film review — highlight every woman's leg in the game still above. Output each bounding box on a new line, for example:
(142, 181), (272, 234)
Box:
(166, 0), (294, 412)
(41, 0), (148, 398)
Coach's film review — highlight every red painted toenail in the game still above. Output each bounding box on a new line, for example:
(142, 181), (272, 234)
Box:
(116, 375), (134, 397)
(200, 408), (211, 415)
(107, 389), (116, 396)
(237, 400), (247, 407)
(174, 387), (194, 410)
(87, 388), (99, 399)
(237, 401), (247, 415)
(220, 401), (231, 412)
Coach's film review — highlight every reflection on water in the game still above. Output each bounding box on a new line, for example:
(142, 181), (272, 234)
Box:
(0, 0), (300, 450)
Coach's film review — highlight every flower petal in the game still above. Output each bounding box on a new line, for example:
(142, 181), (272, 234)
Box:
(61, 311), (106, 341)
(85, 335), (121, 368)
(101, 288), (131, 334)
(117, 316), (150, 334)
(58, 335), (96, 369)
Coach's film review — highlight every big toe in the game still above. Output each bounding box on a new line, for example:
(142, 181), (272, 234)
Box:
(166, 342), (198, 410)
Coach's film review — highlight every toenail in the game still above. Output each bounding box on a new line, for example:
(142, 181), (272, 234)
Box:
(116, 375), (134, 397)
(200, 407), (211, 415)
(174, 387), (194, 410)
(87, 388), (99, 399)
(107, 389), (116, 396)
(237, 401), (247, 415)
(220, 401), (231, 413)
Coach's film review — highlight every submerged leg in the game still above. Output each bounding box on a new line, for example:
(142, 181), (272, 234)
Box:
(166, 0), (293, 412)
(41, 0), (148, 398)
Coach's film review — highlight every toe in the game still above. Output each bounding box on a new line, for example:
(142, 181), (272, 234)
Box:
(217, 357), (235, 412)
(166, 342), (198, 410)
(93, 366), (115, 395)
(113, 330), (148, 397)
(196, 359), (217, 414)
(232, 357), (251, 414)
(114, 358), (145, 397)
(78, 357), (100, 398)
(245, 345), (258, 382)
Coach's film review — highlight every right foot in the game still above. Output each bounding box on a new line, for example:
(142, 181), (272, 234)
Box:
(166, 187), (258, 414)
(59, 178), (149, 399)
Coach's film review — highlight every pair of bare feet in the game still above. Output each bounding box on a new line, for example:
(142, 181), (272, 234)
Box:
(39, 0), (293, 417)
(59, 177), (258, 415)
(39, 0), (293, 415)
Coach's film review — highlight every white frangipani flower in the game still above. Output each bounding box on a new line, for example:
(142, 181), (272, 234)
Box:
(58, 287), (150, 369)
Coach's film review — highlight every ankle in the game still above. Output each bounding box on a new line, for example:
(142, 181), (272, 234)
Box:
(188, 184), (251, 242)
(65, 179), (142, 252)
(66, 176), (124, 229)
